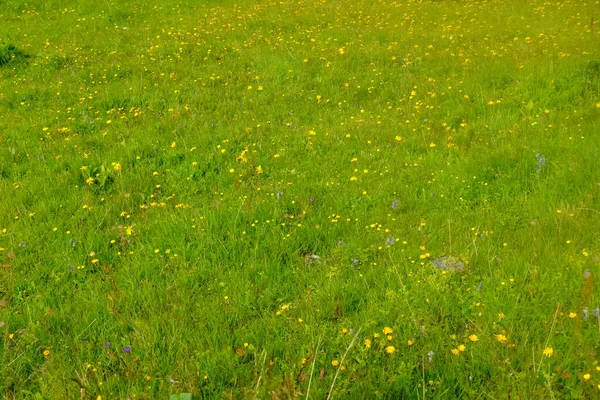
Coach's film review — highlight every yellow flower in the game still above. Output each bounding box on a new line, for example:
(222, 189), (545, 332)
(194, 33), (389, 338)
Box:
(457, 344), (466, 352)
(364, 339), (372, 348)
(583, 373), (591, 381)
(43, 349), (51, 357)
(383, 327), (393, 335)
(468, 335), (478, 342)
(112, 162), (122, 172)
(496, 334), (507, 343)
(407, 340), (414, 347)
(543, 347), (553, 357)
(568, 312), (577, 319)
(385, 346), (395, 354)
(498, 313), (505, 320)
(373, 333), (380, 338)
(256, 165), (263, 174)
(331, 360), (339, 367)
(451, 348), (460, 356)
(86, 177), (94, 185)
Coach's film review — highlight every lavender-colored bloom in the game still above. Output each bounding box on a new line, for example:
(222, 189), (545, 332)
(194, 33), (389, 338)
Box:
(535, 153), (546, 174)
(583, 308), (589, 321)
(385, 236), (395, 246)
(309, 196), (315, 202)
(595, 308), (600, 318)
(123, 346), (131, 353)
(584, 269), (591, 279)
(427, 351), (434, 363)
(349, 329), (354, 334)
(477, 282), (483, 292)
(276, 192), (284, 199)
(104, 342), (111, 348)
(391, 199), (399, 210)
(69, 239), (77, 247)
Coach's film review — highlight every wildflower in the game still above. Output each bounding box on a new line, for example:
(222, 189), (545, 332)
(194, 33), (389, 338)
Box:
(383, 327), (393, 335)
(112, 162), (122, 172)
(104, 342), (110, 348)
(427, 351), (434, 363)
(331, 360), (339, 367)
(468, 335), (478, 342)
(385, 237), (395, 246)
(391, 199), (399, 210)
(256, 165), (263, 174)
(364, 339), (372, 348)
(458, 344), (466, 352)
(123, 346), (131, 353)
(451, 348), (460, 356)
(407, 340), (414, 346)
(583, 373), (591, 381)
(385, 346), (395, 354)
(535, 154), (546, 174)
(569, 312), (577, 319)
(496, 334), (507, 343)
(43, 349), (51, 357)
(543, 347), (553, 357)
(86, 177), (95, 185)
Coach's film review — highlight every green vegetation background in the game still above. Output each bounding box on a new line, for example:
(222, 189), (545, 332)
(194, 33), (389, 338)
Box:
(1, 0), (600, 397)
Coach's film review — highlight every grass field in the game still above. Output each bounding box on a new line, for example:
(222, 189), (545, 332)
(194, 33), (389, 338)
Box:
(1, 0), (600, 397)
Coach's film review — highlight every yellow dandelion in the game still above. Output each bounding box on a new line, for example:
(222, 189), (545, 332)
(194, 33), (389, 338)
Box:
(407, 340), (414, 347)
(43, 349), (51, 357)
(569, 312), (577, 319)
(331, 360), (339, 367)
(385, 346), (395, 354)
(496, 334), (507, 343)
(468, 334), (478, 342)
(364, 339), (372, 348)
(543, 347), (553, 357)
(583, 373), (591, 381)
(458, 344), (466, 352)
(451, 348), (460, 356)
(383, 327), (393, 335)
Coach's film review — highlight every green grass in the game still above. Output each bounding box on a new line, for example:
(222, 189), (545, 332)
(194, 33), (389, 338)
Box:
(1, 0), (600, 398)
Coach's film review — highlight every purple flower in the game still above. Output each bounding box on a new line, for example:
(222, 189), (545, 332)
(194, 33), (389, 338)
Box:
(309, 196), (315, 202)
(385, 236), (395, 246)
(427, 351), (434, 363)
(123, 346), (131, 353)
(535, 153), (546, 174)
(104, 342), (111, 348)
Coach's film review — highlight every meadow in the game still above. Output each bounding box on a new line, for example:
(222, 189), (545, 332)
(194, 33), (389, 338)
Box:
(1, 0), (600, 397)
